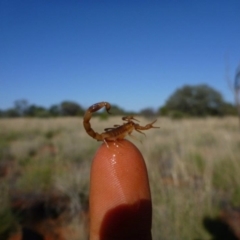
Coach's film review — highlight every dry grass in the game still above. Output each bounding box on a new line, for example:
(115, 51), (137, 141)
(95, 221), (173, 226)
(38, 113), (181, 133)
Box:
(0, 116), (240, 240)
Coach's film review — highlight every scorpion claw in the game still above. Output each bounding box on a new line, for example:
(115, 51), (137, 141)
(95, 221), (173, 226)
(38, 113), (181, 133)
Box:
(148, 119), (160, 128)
(132, 117), (139, 122)
(122, 116), (139, 122)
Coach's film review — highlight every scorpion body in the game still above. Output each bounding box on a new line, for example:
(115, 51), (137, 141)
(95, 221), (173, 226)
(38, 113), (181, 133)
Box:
(83, 102), (159, 144)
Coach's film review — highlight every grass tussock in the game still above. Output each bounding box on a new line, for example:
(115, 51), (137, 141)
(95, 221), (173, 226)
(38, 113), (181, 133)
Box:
(0, 116), (239, 240)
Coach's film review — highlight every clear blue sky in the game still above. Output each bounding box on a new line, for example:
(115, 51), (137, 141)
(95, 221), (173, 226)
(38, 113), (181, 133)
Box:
(1, 0), (240, 111)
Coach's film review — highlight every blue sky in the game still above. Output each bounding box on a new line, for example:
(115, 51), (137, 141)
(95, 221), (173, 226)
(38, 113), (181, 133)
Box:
(1, 0), (240, 111)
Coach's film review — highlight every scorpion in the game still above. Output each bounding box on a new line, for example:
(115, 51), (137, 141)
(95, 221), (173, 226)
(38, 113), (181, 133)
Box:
(83, 102), (159, 145)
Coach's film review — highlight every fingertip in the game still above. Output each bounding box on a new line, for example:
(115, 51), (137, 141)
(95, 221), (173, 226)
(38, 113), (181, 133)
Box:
(89, 140), (152, 240)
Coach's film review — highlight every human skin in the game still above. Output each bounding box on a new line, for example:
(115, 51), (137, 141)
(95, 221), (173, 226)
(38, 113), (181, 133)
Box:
(89, 139), (152, 240)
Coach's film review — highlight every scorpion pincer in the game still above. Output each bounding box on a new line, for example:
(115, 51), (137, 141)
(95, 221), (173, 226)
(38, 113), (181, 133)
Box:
(83, 102), (159, 145)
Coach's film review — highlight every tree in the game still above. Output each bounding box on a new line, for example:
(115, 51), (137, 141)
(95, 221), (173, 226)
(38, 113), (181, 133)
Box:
(162, 84), (225, 117)
(60, 101), (84, 116)
(25, 105), (49, 117)
(14, 99), (28, 116)
(4, 108), (20, 117)
(222, 102), (238, 116)
(48, 104), (61, 117)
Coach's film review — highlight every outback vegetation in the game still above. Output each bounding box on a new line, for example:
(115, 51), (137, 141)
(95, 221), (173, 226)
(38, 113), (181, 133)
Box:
(0, 116), (240, 239)
(0, 84), (240, 239)
(0, 84), (238, 119)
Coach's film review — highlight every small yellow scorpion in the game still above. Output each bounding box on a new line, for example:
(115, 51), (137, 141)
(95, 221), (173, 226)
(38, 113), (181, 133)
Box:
(83, 102), (159, 145)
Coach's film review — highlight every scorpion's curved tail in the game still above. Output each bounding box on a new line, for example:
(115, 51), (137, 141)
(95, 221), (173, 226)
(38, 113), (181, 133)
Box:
(83, 102), (111, 141)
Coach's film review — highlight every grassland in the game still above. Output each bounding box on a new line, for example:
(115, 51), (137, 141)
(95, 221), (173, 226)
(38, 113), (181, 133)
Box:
(0, 116), (240, 239)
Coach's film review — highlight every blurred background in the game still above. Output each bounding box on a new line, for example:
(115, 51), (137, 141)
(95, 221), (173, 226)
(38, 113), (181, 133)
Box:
(1, 1), (240, 240)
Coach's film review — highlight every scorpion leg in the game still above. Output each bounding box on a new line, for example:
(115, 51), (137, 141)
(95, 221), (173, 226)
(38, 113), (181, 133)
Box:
(135, 129), (146, 137)
(103, 139), (109, 148)
(128, 132), (143, 144)
(104, 125), (120, 131)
